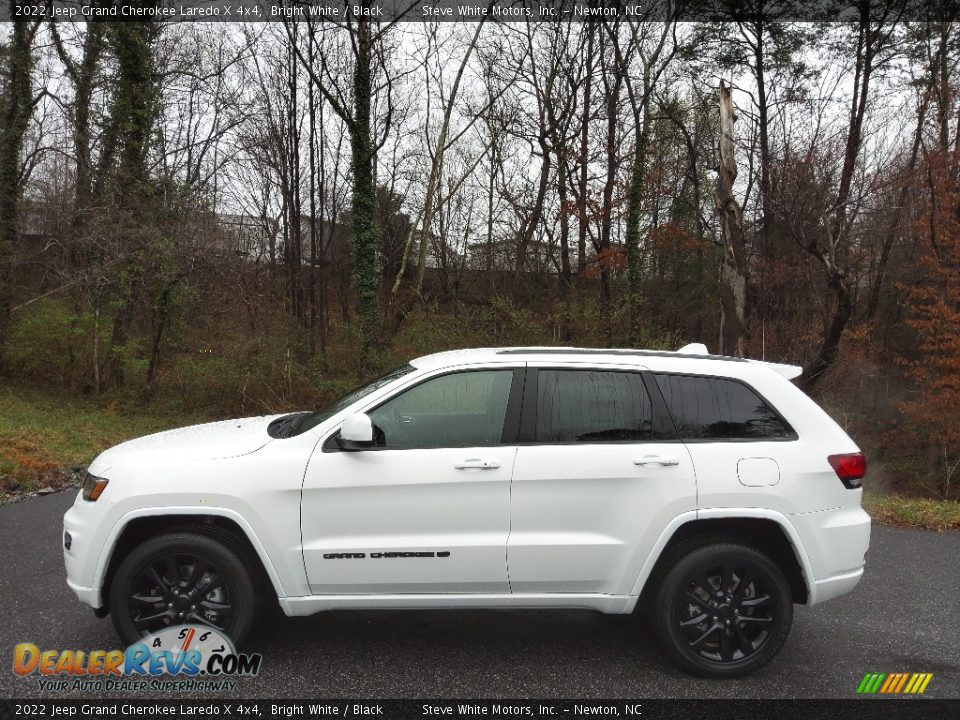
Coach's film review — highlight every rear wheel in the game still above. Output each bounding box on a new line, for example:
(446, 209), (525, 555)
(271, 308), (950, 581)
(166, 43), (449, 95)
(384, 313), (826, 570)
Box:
(109, 531), (258, 647)
(654, 542), (793, 678)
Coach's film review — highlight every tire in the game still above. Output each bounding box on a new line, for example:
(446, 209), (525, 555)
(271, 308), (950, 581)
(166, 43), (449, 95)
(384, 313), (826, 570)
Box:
(109, 530), (259, 647)
(653, 542), (793, 678)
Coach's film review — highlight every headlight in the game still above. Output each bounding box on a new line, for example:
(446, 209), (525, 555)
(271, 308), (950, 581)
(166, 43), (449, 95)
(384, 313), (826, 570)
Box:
(82, 471), (109, 501)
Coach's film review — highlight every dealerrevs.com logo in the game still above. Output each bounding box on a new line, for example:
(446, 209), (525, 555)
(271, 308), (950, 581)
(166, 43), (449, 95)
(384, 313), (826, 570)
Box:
(12, 625), (262, 692)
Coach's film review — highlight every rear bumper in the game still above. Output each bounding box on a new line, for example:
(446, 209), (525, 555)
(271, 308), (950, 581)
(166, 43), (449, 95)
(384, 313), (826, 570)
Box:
(788, 504), (871, 606)
(810, 567), (864, 604)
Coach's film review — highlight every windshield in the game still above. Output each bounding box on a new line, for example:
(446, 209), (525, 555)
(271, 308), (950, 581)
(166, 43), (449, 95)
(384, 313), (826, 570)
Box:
(291, 364), (416, 435)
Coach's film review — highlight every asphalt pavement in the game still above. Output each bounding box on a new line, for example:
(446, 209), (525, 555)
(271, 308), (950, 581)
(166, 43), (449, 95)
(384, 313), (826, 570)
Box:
(1, 491), (957, 699)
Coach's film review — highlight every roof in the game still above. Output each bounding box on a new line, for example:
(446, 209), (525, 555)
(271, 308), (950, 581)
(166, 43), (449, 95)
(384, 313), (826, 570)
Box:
(410, 345), (803, 380)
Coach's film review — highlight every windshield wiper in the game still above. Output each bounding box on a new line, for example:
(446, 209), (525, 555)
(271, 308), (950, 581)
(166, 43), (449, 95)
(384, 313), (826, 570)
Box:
(267, 412), (311, 439)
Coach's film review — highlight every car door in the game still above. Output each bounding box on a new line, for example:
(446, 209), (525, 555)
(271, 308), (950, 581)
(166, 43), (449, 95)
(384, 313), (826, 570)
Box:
(508, 364), (697, 595)
(300, 366), (523, 595)
(650, 371), (802, 512)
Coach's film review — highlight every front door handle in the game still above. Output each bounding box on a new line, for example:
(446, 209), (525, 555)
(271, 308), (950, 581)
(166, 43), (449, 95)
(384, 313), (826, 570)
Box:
(454, 458), (501, 470)
(634, 455), (680, 467)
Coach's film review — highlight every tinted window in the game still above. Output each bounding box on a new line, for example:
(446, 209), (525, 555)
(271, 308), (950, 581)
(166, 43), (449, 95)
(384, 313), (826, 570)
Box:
(535, 370), (658, 443)
(369, 370), (513, 449)
(653, 374), (793, 440)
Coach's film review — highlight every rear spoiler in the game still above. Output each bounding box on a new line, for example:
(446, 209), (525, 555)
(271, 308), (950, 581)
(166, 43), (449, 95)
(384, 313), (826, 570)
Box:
(677, 343), (802, 380)
(747, 359), (803, 380)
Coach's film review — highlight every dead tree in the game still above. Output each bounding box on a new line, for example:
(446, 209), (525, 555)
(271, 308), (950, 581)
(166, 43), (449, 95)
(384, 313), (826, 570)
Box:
(715, 80), (748, 357)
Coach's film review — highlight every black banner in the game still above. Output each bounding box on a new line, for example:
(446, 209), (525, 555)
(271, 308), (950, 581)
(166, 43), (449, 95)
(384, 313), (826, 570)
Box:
(1, 700), (960, 720)
(6, 0), (960, 24)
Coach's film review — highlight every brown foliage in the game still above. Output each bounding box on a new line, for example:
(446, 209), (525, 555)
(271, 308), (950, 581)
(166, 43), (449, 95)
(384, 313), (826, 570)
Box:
(899, 152), (960, 499)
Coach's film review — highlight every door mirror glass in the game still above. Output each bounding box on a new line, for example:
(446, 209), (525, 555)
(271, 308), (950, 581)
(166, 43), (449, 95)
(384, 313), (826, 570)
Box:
(338, 412), (374, 450)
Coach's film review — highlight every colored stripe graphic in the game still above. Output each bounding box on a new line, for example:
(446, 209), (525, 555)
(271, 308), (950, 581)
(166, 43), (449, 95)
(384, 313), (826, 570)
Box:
(879, 674), (897, 693)
(857, 672), (933, 694)
(856, 674), (874, 694)
(908, 673), (933, 694)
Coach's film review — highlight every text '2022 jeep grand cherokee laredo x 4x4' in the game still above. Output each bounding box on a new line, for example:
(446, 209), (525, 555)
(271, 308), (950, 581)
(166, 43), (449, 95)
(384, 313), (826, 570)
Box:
(63, 344), (870, 677)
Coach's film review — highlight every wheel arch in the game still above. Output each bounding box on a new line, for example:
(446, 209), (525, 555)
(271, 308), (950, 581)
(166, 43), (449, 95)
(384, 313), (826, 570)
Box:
(95, 507), (286, 613)
(629, 509), (814, 609)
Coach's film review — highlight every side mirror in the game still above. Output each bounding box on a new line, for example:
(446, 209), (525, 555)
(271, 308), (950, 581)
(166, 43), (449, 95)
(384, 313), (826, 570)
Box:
(337, 413), (374, 451)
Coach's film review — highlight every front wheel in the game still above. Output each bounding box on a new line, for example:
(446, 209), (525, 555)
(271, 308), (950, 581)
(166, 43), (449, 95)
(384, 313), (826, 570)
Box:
(108, 531), (259, 647)
(653, 542), (793, 678)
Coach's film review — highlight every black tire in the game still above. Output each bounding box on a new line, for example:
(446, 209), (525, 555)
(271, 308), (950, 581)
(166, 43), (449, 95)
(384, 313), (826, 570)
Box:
(109, 530), (259, 647)
(653, 542), (793, 678)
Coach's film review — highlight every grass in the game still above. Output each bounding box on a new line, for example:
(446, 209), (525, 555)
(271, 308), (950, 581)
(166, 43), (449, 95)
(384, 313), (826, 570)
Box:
(862, 491), (960, 532)
(0, 383), (208, 500)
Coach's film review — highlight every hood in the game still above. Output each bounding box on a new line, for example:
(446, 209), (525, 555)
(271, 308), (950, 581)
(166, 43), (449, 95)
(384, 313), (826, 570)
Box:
(89, 415), (284, 475)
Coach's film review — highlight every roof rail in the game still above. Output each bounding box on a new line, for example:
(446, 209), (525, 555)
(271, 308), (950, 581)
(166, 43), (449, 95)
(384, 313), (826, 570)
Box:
(495, 347), (745, 362)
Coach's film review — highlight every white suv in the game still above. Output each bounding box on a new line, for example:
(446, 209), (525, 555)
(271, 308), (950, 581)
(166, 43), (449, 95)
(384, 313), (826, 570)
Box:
(63, 345), (870, 677)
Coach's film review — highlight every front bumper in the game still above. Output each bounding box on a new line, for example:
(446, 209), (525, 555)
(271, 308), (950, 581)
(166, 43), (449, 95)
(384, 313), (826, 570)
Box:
(63, 492), (106, 608)
(66, 577), (101, 607)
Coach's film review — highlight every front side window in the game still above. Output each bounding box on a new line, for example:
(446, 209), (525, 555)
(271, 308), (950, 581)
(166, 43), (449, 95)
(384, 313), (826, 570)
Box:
(653, 374), (794, 441)
(368, 370), (514, 449)
(534, 370), (658, 443)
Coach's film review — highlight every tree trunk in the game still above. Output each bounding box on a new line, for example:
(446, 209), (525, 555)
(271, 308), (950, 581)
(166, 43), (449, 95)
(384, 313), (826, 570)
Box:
(598, 63), (620, 345)
(866, 89), (929, 323)
(51, 21), (105, 248)
(577, 23), (595, 276)
(286, 40), (304, 326)
(486, 140), (497, 294)
(716, 81), (748, 357)
(557, 152), (572, 342)
(146, 285), (173, 388)
(624, 78), (652, 347)
(350, 16), (380, 354)
(0, 19), (38, 344)
(513, 145), (551, 283)
(308, 30), (321, 356)
(801, 267), (852, 388)
(802, 11), (883, 388)
(100, 20), (159, 387)
(754, 23), (772, 256)
(392, 17), (486, 302)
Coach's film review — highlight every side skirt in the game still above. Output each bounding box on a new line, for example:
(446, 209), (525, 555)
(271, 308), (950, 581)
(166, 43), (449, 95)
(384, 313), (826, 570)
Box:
(279, 593), (637, 617)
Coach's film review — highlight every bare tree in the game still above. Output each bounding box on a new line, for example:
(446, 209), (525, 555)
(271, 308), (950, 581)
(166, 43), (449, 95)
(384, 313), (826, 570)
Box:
(796, 9), (901, 388)
(620, 17), (679, 346)
(285, 7), (405, 356)
(716, 80), (748, 357)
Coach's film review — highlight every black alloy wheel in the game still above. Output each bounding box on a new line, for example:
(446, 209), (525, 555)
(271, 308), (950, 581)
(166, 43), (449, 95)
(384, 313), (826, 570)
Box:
(654, 542), (793, 678)
(127, 552), (233, 632)
(109, 531), (258, 647)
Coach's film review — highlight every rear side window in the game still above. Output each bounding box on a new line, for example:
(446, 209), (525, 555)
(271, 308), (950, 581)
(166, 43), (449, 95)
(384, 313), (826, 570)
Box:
(653, 374), (794, 441)
(535, 370), (660, 443)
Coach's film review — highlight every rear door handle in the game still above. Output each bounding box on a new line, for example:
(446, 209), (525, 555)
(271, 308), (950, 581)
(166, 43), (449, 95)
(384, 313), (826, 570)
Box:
(454, 458), (501, 470)
(634, 455), (680, 467)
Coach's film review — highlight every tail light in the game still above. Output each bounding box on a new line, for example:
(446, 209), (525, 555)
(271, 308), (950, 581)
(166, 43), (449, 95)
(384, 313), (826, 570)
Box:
(828, 452), (866, 489)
